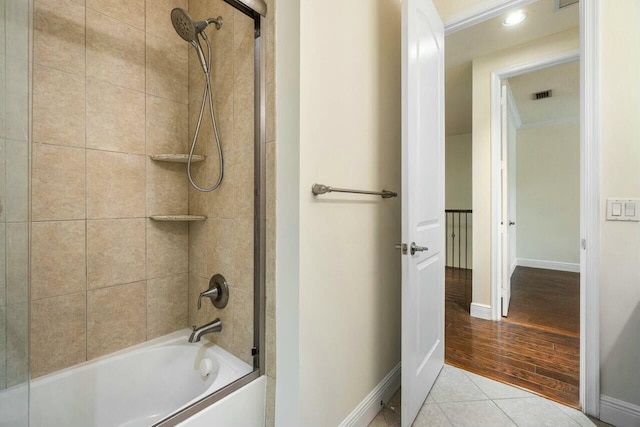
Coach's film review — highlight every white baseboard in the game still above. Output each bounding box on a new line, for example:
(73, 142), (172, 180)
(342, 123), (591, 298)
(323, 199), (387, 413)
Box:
(516, 258), (580, 273)
(338, 363), (401, 427)
(470, 303), (492, 320)
(600, 395), (640, 427)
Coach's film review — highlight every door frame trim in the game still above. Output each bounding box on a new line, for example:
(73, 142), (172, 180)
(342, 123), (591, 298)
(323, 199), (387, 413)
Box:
(489, 49), (579, 323)
(445, 0), (600, 417)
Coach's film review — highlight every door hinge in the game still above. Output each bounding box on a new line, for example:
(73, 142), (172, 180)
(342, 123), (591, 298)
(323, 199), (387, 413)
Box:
(581, 239), (587, 250)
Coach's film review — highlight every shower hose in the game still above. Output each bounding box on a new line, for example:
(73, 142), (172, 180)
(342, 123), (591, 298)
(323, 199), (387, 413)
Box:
(187, 31), (224, 192)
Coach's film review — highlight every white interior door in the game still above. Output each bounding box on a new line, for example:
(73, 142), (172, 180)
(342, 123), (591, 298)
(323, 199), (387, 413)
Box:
(401, 0), (444, 425)
(500, 83), (511, 316)
(501, 83), (517, 317)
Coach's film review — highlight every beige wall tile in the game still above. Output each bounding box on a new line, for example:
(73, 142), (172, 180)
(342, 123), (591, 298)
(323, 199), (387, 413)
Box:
(87, 0), (145, 30)
(87, 79), (146, 154)
(32, 143), (85, 221)
(6, 223), (29, 305)
(87, 219), (146, 289)
(0, 225), (5, 307)
(0, 141), (4, 223)
(87, 150), (146, 219)
(5, 140), (28, 222)
(31, 221), (86, 301)
(233, 149), (253, 219)
(232, 317), (252, 365)
(7, 302), (29, 386)
(146, 0), (187, 41)
(146, 33), (188, 104)
(86, 8), (145, 91)
(187, 92), (214, 156)
(233, 73), (254, 150)
(266, 257), (275, 319)
(188, 221), (207, 277)
(0, 307), (5, 388)
(147, 274), (188, 339)
(267, 80), (276, 142)
(33, 65), (85, 147)
(233, 9), (253, 81)
(266, 142), (276, 221)
(267, 217), (275, 263)
(265, 14), (274, 84)
(34, 0), (85, 74)
(146, 157), (188, 215)
(0, 56), (6, 138)
(206, 153), (234, 219)
(147, 220), (188, 279)
(233, 286), (253, 333)
(146, 95), (188, 155)
(206, 218), (234, 280)
(188, 162), (209, 215)
(232, 219), (253, 291)
(31, 293), (86, 378)
(87, 281), (146, 359)
(266, 315), (276, 379)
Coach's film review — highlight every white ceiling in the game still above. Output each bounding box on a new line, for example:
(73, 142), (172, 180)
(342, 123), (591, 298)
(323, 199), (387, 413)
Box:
(507, 60), (580, 126)
(445, 0), (579, 136)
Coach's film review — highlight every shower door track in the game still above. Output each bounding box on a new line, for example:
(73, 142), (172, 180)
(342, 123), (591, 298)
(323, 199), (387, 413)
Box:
(155, 0), (267, 425)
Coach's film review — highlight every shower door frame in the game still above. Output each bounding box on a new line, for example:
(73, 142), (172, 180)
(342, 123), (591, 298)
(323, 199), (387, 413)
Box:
(155, 0), (267, 424)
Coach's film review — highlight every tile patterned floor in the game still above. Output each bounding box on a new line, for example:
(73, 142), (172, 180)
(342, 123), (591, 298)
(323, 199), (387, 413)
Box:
(369, 365), (613, 427)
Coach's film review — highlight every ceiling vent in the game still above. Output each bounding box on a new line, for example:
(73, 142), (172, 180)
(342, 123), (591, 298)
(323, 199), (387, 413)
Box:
(532, 89), (552, 100)
(555, 0), (579, 10)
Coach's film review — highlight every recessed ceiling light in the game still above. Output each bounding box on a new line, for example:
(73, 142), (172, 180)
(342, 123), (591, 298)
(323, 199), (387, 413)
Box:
(503, 10), (527, 26)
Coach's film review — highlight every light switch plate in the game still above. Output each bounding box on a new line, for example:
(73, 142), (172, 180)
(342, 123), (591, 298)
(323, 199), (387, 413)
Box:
(607, 198), (640, 221)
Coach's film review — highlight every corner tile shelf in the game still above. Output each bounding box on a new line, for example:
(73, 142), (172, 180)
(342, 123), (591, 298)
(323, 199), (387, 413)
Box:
(150, 154), (205, 163)
(150, 215), (207, 222)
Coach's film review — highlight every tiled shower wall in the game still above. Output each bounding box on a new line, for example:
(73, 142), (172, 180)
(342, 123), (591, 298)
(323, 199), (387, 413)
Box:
(30, 0), (192, 378)
(185, 0), (276, 423)
(0, 0), (31, 390)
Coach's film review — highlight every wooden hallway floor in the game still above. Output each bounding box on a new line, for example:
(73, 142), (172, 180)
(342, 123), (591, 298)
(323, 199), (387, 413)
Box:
(444, 267), (580, 408)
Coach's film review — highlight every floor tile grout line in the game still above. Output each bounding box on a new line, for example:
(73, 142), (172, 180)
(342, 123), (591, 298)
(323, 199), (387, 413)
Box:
(490, 398), (521, 427)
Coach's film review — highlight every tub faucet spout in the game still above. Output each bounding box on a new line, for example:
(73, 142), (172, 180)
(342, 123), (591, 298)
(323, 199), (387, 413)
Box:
(189, 318), (223, 343)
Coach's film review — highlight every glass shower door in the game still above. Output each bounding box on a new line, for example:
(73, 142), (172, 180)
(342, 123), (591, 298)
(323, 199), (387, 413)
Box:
(0, 0), (32, 426)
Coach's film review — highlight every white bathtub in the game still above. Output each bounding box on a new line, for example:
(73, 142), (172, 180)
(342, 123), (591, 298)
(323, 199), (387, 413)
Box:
(0, 329), (253, 427)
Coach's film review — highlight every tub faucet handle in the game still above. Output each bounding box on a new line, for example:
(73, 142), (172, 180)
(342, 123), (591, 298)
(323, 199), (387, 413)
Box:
(197, 274), (230, 310)
(198, 287), (219, 309)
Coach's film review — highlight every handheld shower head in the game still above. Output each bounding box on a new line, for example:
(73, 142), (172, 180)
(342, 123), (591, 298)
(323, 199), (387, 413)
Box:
(171, 8), (223, 74)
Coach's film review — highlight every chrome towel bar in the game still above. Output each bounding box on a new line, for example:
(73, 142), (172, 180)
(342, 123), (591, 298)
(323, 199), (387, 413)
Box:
(311, 183), (398, 199)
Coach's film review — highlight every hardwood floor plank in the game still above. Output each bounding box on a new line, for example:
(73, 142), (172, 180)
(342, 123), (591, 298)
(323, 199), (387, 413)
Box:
(444, 267), (580, 408)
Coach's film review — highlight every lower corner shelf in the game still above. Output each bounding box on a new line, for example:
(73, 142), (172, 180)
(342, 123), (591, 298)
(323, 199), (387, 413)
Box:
(150, 215), (207, 222)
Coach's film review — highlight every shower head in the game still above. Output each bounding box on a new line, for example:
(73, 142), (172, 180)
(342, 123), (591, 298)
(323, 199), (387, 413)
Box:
(171, 8), (223, 74)
(171, 8), (199, 42)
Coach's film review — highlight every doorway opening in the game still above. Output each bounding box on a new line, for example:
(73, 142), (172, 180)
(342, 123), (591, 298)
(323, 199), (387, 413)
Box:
(443, 0), (582, 409)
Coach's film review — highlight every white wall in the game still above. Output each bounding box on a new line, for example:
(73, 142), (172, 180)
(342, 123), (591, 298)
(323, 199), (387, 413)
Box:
(276, 0), (402, 425)
(599, 0), (640, 413)
(445, 133), (473, 269)
(516, 123), (580, 265)
(433, 0), (523, 26)
(446, 133), (472, 210)
(471, 28), (579, 307)
(274, 0), (301, 425)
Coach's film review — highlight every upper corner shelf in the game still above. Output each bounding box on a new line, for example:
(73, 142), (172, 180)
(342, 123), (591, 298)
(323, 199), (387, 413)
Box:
(151, 154), (205, 164)
(150, 215), (207, 222)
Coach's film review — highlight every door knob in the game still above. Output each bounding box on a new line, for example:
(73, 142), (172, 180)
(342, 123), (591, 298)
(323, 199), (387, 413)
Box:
(410, 242), (428, 255)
